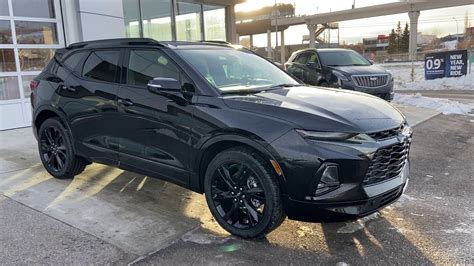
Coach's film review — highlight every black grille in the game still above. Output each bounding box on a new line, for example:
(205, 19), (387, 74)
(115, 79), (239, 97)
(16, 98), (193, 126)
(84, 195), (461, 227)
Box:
(367, 123), (406, 141)
(352, 74), (389, 88)
(364, 140), (410, 185)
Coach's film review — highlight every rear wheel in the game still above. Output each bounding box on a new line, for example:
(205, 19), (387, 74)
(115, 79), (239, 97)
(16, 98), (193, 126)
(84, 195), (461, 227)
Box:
(204, 147), (286, 239)
(38, 118), (86, 179)
(319, 81), (329, 87)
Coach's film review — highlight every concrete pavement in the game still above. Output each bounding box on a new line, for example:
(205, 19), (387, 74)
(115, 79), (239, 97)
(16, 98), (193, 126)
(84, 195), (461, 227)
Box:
(0, 102), (472, 264)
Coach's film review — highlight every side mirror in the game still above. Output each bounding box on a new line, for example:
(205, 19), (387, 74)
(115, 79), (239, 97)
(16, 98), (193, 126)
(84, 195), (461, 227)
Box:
(147, 78), (180, 93)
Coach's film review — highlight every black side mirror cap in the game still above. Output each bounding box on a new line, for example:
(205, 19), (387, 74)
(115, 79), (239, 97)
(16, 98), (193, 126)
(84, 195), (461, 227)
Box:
(147, 78), (180, 92)
(307, 62), (320, 69)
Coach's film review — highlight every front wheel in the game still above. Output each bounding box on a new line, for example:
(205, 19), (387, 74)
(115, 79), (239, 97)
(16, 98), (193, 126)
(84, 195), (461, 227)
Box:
(204, 147), (286, 239)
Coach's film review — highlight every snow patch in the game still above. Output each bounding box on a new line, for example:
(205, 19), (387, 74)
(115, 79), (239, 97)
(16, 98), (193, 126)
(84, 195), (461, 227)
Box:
(337, 212), (380, 234)
(394, 93), (473, 115)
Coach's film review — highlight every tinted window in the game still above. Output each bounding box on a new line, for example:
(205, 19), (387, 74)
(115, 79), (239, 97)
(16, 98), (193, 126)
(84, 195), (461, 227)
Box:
(83, 50), (120, 83)
(318, 50), (370, 66)
(63, 52), (87, 73)
(295, 53), (310, 64)
(307, 53), (320, 67)
(127, 49), (179, 87)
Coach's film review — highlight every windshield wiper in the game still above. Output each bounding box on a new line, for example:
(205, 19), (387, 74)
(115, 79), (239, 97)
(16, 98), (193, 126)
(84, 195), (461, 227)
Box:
(266, 83), (302, 90)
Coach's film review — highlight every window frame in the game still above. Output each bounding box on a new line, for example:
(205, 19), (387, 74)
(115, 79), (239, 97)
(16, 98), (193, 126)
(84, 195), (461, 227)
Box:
(294, 52), (311, 65)
(80, 48), (123, 85)
(307, 52), (322, 69)
(123, 47), (197, 94)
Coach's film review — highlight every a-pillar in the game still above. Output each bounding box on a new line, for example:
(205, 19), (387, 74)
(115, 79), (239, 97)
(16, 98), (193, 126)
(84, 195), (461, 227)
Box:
(307, 24), (318, 48)
(280, 30), (285, 63)
(408, 11), (420, 61)
(267, 29), (272, 59)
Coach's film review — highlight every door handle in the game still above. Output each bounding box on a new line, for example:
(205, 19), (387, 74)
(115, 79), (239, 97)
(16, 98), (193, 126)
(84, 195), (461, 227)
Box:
(60, 85), (76, 92)
(118, 98), (134, 106)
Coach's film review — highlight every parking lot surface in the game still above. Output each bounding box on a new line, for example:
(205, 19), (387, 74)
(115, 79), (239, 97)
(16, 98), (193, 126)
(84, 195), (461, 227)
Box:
(0, 102), (472, 264)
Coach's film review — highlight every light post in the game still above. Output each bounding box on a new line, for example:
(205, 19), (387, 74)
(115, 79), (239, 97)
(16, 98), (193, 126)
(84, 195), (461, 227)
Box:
(452, 17), (459, 45)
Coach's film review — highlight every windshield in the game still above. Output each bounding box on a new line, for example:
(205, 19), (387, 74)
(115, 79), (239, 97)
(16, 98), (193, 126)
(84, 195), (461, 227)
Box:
(318, 50), (371, 66)
(176, 48), (299, 93)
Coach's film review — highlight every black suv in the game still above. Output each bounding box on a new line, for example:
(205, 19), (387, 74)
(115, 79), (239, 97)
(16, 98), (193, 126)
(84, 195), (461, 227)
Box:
(31, 39), (411, 238)
(285, 48), (394, 101)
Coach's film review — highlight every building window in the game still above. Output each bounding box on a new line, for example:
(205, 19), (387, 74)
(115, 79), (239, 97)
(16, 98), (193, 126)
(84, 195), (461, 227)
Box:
(19, 49), (55, 71)
(0, 0), (8, 16)
(0, 49), (16, 72)
(12, 0), (55, 19)
(203, 5), (226, 41)
(21, 75), (36, 98)
(123, 0), (227, 42)
(0, 20), (13, 44)
(0, 76), (20, 100)
(175, 1), (201, 41)
(15, 21), (59, 44)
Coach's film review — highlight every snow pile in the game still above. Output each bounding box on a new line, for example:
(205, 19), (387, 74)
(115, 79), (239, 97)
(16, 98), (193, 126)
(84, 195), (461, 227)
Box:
(380, 62), (425, 86)
(394, 93), (473, 115)
(398, 74), (474, 91)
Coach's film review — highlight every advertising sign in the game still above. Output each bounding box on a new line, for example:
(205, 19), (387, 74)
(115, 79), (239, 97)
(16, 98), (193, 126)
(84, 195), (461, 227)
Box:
(425, 50), (468, 80)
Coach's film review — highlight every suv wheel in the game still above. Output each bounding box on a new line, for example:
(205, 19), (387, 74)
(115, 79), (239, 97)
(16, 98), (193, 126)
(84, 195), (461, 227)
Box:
(38, 118), (86, 179)
(204, 147), (286, 239)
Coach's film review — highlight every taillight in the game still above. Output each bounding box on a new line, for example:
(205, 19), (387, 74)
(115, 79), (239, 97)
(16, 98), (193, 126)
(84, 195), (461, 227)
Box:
(30, 80), (39, 90)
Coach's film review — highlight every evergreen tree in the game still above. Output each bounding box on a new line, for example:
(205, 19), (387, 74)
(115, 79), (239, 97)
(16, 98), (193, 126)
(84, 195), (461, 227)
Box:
(395, 21), (402, 51)
(388, 29), (398, 54)
(400, 23), (410, 53)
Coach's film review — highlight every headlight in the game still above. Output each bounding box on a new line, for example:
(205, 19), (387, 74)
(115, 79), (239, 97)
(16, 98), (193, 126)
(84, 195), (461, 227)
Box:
(332, 70), (349, 81)
(386, 70), (394, 81)
(296, 129), (356, 141)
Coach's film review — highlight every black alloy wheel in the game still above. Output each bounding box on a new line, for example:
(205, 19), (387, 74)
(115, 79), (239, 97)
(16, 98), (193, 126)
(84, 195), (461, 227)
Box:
(210, 162), (266, 229)
(38, 118), (86, 179)
(204, 147), (286, 239)
(40, 125), (67, 172)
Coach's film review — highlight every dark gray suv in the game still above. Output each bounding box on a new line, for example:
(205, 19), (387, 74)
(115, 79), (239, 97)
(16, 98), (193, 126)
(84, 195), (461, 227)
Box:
(285, 48), (394, 101)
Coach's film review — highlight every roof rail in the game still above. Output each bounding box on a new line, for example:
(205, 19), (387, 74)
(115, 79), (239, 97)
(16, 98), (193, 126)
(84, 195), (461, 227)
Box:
(199, 40), (232, 45)
(66, 38), (161, 49)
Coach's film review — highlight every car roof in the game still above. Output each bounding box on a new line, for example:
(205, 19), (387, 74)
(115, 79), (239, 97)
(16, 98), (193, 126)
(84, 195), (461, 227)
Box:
(65, 38), (234, 50)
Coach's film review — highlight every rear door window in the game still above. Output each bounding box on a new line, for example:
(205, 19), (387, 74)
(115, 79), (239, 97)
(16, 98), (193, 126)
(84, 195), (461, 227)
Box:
(82, 50), (120, 83)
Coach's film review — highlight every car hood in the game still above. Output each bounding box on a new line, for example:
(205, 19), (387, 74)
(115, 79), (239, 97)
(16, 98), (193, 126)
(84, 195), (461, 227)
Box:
(328, 65), (389, 75)
(223, 86), (405, 133)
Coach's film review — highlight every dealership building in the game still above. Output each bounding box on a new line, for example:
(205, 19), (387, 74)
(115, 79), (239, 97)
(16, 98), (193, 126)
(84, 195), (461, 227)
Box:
(0, 0), (240, 130)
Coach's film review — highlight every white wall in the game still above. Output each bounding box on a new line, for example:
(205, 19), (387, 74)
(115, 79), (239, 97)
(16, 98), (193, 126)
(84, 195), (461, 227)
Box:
(76, 0), (125, 41)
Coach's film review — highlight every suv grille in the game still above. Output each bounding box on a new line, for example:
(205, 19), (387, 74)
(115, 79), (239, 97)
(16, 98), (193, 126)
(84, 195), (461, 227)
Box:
(364, 140), (410, 185)
(367, 123), (406, 141)
(352, 74), (389, 88)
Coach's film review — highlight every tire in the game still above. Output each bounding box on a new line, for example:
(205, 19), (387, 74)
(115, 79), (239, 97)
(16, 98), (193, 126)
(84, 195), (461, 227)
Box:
(204, 147), (286, 239)
(319, 82), (329, 87)
(38, 117), (86, 179)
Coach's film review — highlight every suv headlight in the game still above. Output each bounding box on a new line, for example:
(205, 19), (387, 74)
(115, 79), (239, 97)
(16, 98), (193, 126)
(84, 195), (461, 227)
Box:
(296, 129), (356, 141)
(332, 70), (349, 87)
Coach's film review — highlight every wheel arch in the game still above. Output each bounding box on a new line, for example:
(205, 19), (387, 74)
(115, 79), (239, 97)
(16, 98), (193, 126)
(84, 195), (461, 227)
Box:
(33, 106), (76, 153)
(191, 134), (288, 195)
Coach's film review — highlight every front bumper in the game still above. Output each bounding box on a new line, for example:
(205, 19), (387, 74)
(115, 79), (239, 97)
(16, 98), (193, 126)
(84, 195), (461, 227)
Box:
(284, 162), (409, 222)
(270, 126), (411, 222)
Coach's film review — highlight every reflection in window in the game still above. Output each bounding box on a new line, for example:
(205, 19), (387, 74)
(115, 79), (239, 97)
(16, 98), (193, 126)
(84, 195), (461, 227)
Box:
(21, 75), (36, 98)
(0, 76), (20, 100)
(0, 0), (8, 16)
(82, 50), (120, 83)
(141, 0), (172, 40)
(0, 49), (16, 72)
(176, 1), (201, 41)
(204, 5), (226, 41)
(123, 0), (141, 37)
(15, 21), (58, 44)
(12, 0), (55, 18)
(19, 49), (54, 71)
(127, 50), (179, 87)
(0, 20), (12, 44)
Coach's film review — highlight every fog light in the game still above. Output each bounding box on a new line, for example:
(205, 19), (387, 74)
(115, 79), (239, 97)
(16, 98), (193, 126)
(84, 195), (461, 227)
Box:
(315, 165), (340, 195)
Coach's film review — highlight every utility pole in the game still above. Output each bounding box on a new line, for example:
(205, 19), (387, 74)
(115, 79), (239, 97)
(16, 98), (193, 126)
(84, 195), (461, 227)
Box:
(274, 0), (279, 62)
